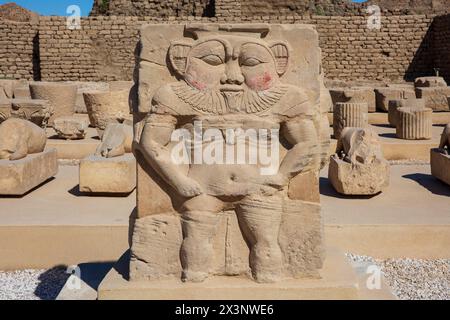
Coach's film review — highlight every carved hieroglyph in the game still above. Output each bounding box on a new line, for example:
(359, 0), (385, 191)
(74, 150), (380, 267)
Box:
(328, 127), (390, 195)
(131, 24), (330, 284)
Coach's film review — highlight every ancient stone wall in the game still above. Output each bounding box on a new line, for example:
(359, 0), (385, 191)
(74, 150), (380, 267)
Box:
(0, 19), (36, 80)
(433, 14), (450, 83)
(0, 14), (446, 82)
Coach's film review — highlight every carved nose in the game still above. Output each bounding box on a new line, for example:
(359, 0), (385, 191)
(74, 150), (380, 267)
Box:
(222, 61), (244, 85)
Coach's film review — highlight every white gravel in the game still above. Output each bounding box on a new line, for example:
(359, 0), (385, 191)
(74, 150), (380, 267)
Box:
(0, 267), (69, 300)
(347, 253), (450, 300)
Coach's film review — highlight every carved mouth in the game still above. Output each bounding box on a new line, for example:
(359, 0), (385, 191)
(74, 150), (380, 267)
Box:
(219, 85), (244, 92)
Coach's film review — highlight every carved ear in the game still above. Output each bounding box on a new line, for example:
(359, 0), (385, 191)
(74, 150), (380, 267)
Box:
(168, 41), (192, 75)
(269, 41), (290, 76)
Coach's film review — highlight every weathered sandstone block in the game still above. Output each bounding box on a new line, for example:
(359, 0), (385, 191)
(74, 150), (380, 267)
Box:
(29, 82), (77, 125)
(83, 90), (131, 137)
(333, 102), (368, 139)
(0, 100), (11, 123)
(329, 87), (376, 112)
(10, 99), (53, 128)
(388, 99), (425, 127)
(396, 107), (432, 140)
(53, 116), (89, 140)
(414, 76), (447, 88)
(328, 127), (389, 195)
(415, 87), (450, 111)
(374, 87), (416, 112)
(79, 154), (136, 194)
(431, 149), (450, 186)
(0, 80), (15, 99)
(95, 123), (133, 158)
(0, 149), (58, 195)
(13, 86), (31, 99)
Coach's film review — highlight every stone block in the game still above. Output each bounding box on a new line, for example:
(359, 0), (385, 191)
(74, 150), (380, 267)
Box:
(328, 155), (390, 195)
(333, 102), (368, 139)
(0, 149), (58, 195)
(388, 98), (424, 127)
(79, 154), (136, 194)
(10, 98), (53, 128)
(415, 87), (450, 111)
(53, 116), (89, 140)
(329, 87), (376, 112)
(430, 149), (450, 186)
(414, 76), (447, 88)
(374, 87), (416, 112)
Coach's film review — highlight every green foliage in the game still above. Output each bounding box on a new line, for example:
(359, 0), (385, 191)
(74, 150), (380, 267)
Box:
(99, 0), (110, 13)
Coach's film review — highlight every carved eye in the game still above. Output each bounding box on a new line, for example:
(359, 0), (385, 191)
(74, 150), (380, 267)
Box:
(200, 54), (224, 66)
(241, 57), (263, 67)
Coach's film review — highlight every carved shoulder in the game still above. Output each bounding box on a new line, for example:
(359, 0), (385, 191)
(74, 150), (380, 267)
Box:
(272, 85), (315, 119)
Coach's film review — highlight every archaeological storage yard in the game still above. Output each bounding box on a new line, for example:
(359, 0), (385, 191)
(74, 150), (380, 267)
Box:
(0, 0), (449, 301)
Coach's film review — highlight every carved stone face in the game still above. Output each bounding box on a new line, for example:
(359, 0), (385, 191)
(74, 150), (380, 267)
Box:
(170, 36), (289, 93)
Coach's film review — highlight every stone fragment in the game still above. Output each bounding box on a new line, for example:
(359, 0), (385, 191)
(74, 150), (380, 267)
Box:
(95, 122), (133, 158)
(29, 82), (77, 125)
(13, 86), (31, 99)
(374, 87), (416, 112)
(0, 149), (58, 195)
(79, 154), (136, 194)
(83, 90), (131, 137)
(53, 116), (89, 140)
(396, 107), (433, 140)
(328, 127), (389, 195)
(0, 99), (11, 123)
(10, 98), (53, 128)
(430, 149), (450, 186)
(415, 87), (450, 111)
(0, 80), (15, 99)
(388, 98), (425, 127)
(329, 87), (376, 112)
(414, 76), (447, 88)
(333, 102), (368, 139)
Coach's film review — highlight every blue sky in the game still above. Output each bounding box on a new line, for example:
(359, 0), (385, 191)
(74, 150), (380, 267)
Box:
(0, 0), (367, 16)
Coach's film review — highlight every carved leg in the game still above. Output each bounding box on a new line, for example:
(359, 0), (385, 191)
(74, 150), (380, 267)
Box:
(236, 194), (283, 283)
(180, 195), (223, 283)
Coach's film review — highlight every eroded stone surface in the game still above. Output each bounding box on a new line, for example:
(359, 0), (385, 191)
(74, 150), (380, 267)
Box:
(388, 99), (425, 127)
(415, 87), (450, 112)
(328, 127), (389, 195)
(414, 76), (447, 88)
(53, 116), (89, 140)
(375, 87), (416, 112)
(95, 122), (133, 158)
(396, 107), (433, 140)
(0, 149), (58, 195)
(131, 23), (328, 284)
(329, 87), (376, 113)
(29, 82), (77, 125)
(79, 154), (136, 194)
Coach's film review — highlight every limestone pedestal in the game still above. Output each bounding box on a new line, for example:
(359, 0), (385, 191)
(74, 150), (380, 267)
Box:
(328, 155), (390, 195)
(430, 149), (450, 186)
(333, 102), (368, 139)
(396, 107), (432, 140)
(97, 248), (360, 300)
(79, 154), (136, 194)
(0, 149), (58, 195)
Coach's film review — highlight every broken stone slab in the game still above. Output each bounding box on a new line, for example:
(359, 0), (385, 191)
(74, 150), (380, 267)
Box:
(29, 82), (78, 125)
(430, 149), (450, 186)
(53, 116), (90, 140)
(396, 107), (433, 140)
(374, 87), (416, 112)
(388, 98), (425, 127)
(414, 76), (447, 88)
(329, 87), (376, 112)
(415, 87), (450, 111)
(79, 154), (136, 194)
(83, 90), (131, 138)
(328, 155), (390, 195)
(0, 149), (58, 195)
(333, 102), (369, 139)
(10, 98), (53, 128)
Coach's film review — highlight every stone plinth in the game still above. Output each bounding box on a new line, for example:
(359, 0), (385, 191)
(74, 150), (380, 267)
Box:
(430, 149), (450, 186)
(53, 116), (89, 140)
(396, 107), (432, 140)
(83, 90), (131, 137)
(79, 154), (136, 194)
(29, 82), (77, 125)
(374, 87), (416, 112)
(329, 87), (376, 113)
(98, 248), (359, 300)
(0, 149), (58, 195)
(333, 102), (368, 139)
(328, 155), (390, 195)
(415, 87), (450, 112)
(388, 99), (425, 127)
(415, 76), (447, 88)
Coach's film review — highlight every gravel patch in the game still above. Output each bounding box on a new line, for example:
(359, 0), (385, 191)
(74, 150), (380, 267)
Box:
(0, 267), (69, 300)
(347, 253), (450, 300)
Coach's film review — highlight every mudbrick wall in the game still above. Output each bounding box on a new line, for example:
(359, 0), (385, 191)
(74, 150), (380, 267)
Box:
(0, 14), (447, 82)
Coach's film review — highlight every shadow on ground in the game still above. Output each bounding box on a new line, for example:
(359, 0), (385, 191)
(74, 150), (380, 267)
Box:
(403, 173), (450, 197)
